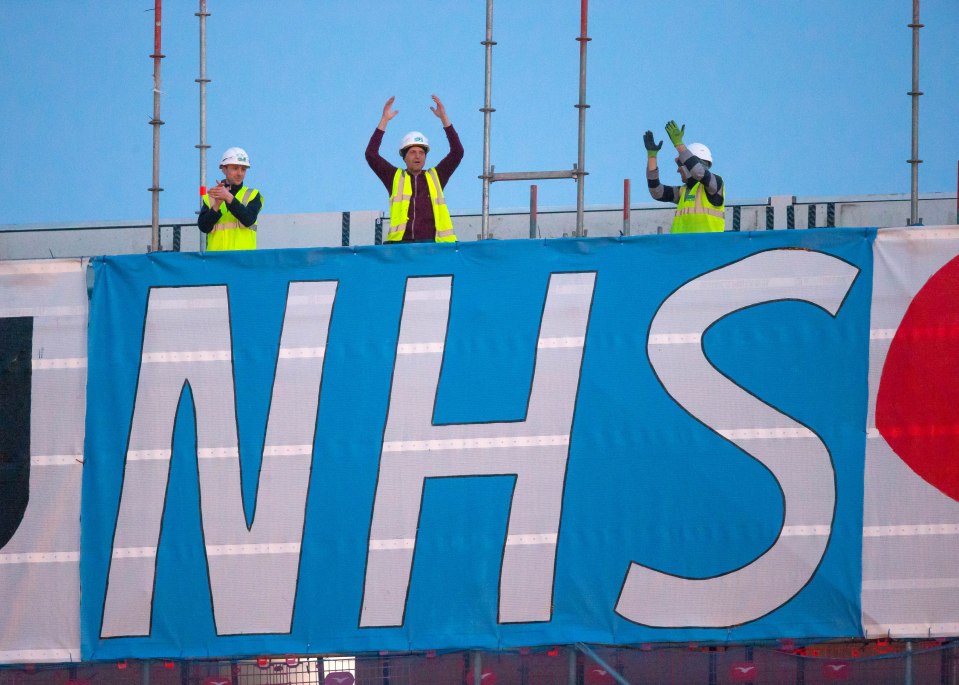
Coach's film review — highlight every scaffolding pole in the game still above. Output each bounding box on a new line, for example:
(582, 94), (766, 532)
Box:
(480, 0), (590, 239)
(472, 651), (482, 685)
(149, 0), (164, 252)
(623, 178), (631, 236)
(530, 184), (538, 239)
(196, 0), (210, 253)
(908, 0), (923, 226)
(573, 0), (590, 236)
(480, 0), (495, 239)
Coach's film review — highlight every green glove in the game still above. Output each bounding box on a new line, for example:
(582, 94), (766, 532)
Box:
(643, 130), (662, 158)
(666, 120), (685, 146)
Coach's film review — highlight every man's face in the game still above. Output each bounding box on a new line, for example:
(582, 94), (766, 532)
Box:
(675, 157), (688, 183)
(403, 146), (427, 174)
(221, 164), (247, 186)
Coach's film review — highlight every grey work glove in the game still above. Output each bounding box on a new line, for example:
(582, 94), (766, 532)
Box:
(643, 130), (663, 158)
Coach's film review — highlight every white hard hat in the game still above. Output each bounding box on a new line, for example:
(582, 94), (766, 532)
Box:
(687, 142), (712, 164)
(220, 147), (251, 167)
(399, 131), (430, 157)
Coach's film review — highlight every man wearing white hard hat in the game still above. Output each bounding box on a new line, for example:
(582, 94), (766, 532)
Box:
(198, 147), (263, 250)
(644, 121), (725, 233)
(365, 95), (463, 243)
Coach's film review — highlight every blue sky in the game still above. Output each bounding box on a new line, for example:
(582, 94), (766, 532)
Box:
(1, 0), (956, 226)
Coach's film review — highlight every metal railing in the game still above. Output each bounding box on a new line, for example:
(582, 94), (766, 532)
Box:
(1, 640), (957, 685)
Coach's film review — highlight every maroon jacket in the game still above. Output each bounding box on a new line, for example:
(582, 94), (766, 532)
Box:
(365, 125), (464, 242)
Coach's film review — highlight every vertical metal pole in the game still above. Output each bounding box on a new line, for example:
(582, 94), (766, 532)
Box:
(952, 642), (958, 685)
(905, 640), (914, 685)
(480, 0), (495, 240)
(529, 184), (538, 239)
(574, 0), (590, 237)
(568, 647), (576, 685)
(142, 660), (151, 685)
(149, 0), (164, 252)
(196, 0), (210, 253)
(473, 651), (482, 685)
(908, 0), (923, 226)
(941, 643), (951, 685)
(341, 211), (351, 247)
(623, 179), (631, 236)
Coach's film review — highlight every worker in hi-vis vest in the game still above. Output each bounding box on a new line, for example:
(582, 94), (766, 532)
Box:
(199, 147), (263, 251)
(645, 121), (725, 233)
(365, 95), (463, 243)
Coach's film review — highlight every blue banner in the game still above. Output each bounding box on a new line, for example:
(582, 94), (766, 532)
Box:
(81, 230), (874, 659)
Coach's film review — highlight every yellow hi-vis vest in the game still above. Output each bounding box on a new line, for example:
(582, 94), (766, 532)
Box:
(387, 168), (456, 243)
(202, 186), (260, 251)
(671, 181), (725, 234)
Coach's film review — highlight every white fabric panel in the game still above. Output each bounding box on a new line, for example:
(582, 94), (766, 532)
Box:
(863, 225), (959, 638)
(0, 259), (86, 664)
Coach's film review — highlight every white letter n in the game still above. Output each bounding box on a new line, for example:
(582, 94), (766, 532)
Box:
(100, 281), (336, 637)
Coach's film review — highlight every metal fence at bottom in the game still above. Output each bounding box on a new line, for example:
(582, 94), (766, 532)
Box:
(1, 640), (956, 685)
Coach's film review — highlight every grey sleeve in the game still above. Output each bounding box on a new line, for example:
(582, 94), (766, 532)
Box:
(647, 166), (681, 204)
(679, 149), (724, 205)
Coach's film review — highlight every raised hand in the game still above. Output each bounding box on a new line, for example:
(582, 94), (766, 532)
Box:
(665, 120), (685, 147)
(430, 94), (450, 127)
(379, 96), (399, 130)
(643, 130), (663, 157)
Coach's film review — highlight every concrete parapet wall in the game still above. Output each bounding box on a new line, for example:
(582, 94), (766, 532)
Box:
(0, 193), (954, 259)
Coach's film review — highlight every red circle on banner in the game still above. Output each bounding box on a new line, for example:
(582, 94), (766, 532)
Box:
(729, 662), (759, 683)
(465, 668), (496, 685)
(822, 660), (852, 681)
(876, 254), (959, 501)
(585, 665), (617, 685)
